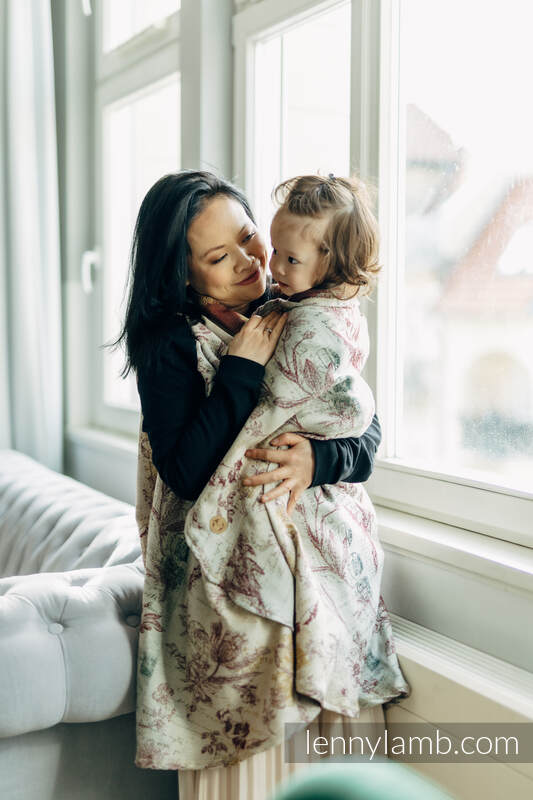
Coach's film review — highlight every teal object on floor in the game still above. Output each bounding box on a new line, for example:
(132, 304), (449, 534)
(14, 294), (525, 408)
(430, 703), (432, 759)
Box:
(271, 758), (455, 800)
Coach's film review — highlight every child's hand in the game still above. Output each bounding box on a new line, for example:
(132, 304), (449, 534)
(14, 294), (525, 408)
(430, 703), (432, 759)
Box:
(243, 433), (315, 516)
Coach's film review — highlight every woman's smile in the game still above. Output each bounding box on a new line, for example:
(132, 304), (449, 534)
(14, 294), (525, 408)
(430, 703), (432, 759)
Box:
(236, 268), (261, 286)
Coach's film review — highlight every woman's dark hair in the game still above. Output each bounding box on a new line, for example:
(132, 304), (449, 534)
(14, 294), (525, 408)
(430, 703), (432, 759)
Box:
(103, 170), (256, 379)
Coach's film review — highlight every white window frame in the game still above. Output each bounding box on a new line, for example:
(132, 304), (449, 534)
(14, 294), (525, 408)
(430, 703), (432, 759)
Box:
(90, 0), (181, 438)
(233, 0), (533, 548)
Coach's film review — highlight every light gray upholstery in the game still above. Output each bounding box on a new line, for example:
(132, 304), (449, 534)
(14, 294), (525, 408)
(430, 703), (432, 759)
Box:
(0, 449), (177, 800)
(0, 449), (141, 578)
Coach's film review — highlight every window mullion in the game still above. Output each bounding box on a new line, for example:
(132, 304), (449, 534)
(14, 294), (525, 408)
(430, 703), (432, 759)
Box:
(279, 33), (287, 182)
(375, 0), (402, 460)
(394, 0), (405, 460)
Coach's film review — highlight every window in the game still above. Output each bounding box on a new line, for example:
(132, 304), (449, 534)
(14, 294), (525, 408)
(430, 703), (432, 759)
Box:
(234, 0), (533, 545)
(103, 0), (180, 52)
(372, 0), (533, 544)
(91, 0), (180, 434)
(102, 75), (180, 410)
(399, 0), (533, 495)
(250, 2), (351, 233)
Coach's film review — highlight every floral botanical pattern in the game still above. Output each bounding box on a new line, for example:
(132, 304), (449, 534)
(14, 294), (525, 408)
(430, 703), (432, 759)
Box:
(134, 292), (410, 771)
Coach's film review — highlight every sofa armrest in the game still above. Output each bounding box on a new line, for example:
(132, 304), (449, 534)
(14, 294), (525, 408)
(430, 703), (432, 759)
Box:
(0, 564), (145, 738)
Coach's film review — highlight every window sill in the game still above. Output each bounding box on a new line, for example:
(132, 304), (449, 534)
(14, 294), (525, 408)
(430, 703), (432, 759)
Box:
(375, 505), (533, 672)
(375, 505), (533, 597)
(367, 462), (533, 548)
(389, 612), (533, 721)
(66, 425), (138, 458)
(65, 426), (139, 505)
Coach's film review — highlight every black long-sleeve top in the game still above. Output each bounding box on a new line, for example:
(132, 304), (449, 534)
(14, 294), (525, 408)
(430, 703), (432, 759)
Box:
(136, 296), (382, 502)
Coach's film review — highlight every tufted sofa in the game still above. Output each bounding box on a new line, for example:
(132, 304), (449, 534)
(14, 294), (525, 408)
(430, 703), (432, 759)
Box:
(0, 449), (177, 800)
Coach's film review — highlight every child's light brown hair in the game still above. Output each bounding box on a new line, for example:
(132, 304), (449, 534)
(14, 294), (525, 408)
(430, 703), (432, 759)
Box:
(272, 173), (382, 296)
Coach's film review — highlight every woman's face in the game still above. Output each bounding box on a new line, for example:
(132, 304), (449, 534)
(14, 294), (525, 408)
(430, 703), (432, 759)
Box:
(186, 194), (268, 309)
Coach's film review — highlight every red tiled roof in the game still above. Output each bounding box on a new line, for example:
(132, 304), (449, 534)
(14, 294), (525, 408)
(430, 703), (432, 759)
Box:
(439, 176), (533, 314)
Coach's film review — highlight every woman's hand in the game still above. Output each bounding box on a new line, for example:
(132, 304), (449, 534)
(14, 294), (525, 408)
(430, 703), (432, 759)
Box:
(242, 433), (315, 516)
(227, 310), (287, 366)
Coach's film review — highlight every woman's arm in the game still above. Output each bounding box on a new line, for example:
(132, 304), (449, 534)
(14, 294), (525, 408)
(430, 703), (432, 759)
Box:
(242, 415), (381, 513)
(310, 414), (381, 485)
(137, 318), (265, 501)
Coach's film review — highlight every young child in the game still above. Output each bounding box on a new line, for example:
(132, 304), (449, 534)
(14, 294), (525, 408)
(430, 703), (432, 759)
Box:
(240, 170), (382, 478)
(240, 172), (382, 507)
(268, 172), (381, 302)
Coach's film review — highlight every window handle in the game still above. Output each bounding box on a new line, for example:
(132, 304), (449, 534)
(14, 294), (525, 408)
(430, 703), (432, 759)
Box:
(81, 249), (101, 294)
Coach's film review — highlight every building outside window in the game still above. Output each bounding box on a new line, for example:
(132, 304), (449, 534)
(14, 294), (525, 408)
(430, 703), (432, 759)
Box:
(234, 0), (533, 547)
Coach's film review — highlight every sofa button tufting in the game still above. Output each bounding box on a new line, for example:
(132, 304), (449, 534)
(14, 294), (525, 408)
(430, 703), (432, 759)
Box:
(48, 622), (64, 635)
(126, 614), (140, 627)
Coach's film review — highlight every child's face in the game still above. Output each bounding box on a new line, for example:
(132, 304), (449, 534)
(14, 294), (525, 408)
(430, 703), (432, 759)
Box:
(269, 211), (330, 296)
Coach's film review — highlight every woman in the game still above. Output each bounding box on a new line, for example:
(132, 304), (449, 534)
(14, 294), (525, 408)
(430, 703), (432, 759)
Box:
(110, 171), (408, 798)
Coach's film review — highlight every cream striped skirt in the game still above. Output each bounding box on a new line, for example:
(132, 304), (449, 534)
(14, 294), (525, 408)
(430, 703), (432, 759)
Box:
(177, 703), (386, 800)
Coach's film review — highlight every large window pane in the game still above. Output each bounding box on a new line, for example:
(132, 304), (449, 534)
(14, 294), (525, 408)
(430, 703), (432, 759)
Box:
(103, 0), (180, 53)
(102, 75), (180, 409)
(252, 2), (350, 234)
(400, 0), (533, 492)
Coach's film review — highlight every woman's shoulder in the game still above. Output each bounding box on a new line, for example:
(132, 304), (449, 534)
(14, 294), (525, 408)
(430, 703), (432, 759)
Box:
(155, 314), (197, 348)
(137, 315), (198, 382)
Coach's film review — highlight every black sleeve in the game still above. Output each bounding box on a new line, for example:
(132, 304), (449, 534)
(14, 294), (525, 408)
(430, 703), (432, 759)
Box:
(309, 414), (382, 486)
(136, 318), (265, 501)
